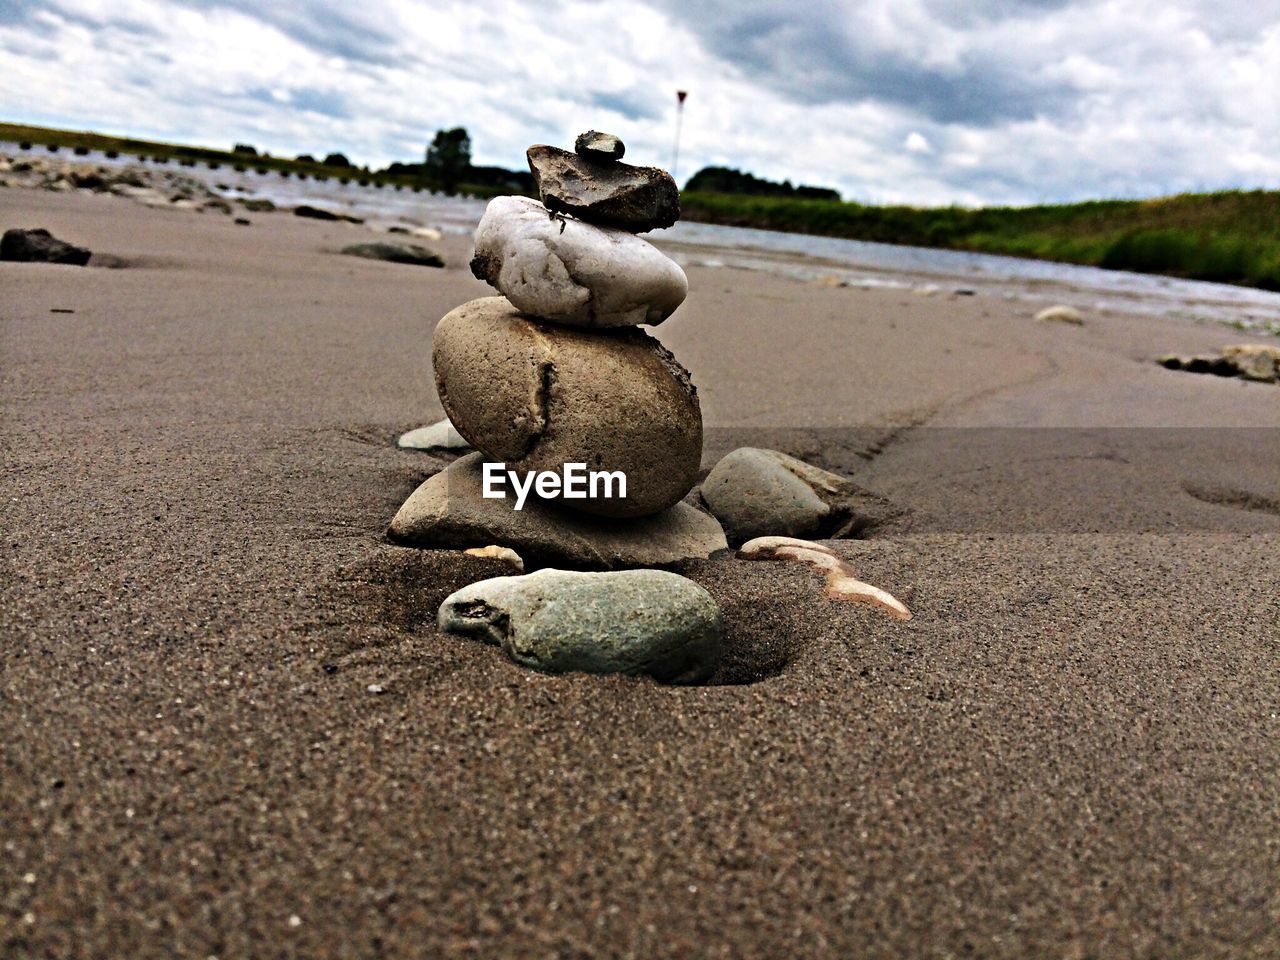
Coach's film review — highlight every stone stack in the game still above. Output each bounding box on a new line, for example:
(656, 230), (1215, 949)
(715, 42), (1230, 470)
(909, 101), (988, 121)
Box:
(390, 132), (727, 569)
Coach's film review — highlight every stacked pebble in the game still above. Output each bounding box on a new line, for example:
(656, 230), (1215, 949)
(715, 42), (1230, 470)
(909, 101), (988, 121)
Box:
(447, 131), (695, 517)
(389, 132), (727, 567)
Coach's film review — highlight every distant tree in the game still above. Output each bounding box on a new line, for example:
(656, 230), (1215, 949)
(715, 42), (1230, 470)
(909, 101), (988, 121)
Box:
(424, 127), (471, 192)
(296, 153), (316, 163)
(323, 152), (351, 168)
(233, 143), (258, 156)
(684, 165), (840, 201)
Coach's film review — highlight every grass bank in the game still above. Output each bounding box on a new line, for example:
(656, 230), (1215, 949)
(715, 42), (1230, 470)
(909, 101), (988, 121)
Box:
(0, 122), (508, 198)
(679, 190), (1280, 291)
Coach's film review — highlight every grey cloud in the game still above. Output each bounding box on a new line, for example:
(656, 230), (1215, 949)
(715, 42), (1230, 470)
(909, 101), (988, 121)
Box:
(1, 0), (161, 39)
(164, 0), (403, 64)
(588, 89), (662, 122)
(244, 86), (350, 120)
(640, 0), (1083, 124)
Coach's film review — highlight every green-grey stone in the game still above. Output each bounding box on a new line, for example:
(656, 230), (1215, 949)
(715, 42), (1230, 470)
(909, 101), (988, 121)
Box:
(438, 569), (723, 683)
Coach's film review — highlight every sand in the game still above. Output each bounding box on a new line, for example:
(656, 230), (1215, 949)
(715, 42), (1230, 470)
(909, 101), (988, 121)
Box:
(3, 187), (1279, 958)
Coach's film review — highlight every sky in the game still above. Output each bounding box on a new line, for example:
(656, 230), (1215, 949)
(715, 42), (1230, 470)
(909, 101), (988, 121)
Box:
(2, 0), (1280, 206)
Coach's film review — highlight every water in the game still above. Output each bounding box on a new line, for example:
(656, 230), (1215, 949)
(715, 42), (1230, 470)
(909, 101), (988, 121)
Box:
(7, 142), (1280, 335)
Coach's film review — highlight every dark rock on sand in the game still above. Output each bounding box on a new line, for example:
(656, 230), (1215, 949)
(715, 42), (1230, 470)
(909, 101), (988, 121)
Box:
(68, 169), (107, 190)
(388, 453), (726, 569)
(1, 228), (91, 266)
(438, 569), (722, 683)
(1160, 348), (1276, 381)
(527, 145), (679, 232)
(294, 205), (362, 224)
(574, 130), (625, 161)
(433, 297), (702, 518)
(341, 242), (444, 268)
(702, 447), (900, 545)
(238, 198), (275, 212)
(294, 204), (340, 221)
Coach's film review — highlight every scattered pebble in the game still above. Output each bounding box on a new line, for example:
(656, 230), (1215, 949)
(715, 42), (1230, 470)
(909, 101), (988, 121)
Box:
(396, 418), (471, 452)
(1, 227), (91, 265)
(738, 535), (912, 620)
(340, 242), (443, 268)
(463, 545), (525, 571)
(1035, 304), (1084, 325)
(702, 447), (898, 545)
(1160, 344), (1279, 383)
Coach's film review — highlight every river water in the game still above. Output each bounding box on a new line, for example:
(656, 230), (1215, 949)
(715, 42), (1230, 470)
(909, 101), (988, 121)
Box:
(7, 142), (1279, 336)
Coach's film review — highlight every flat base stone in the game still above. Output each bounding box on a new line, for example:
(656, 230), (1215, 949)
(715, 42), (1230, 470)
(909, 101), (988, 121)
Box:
(389, 453), (728, 570)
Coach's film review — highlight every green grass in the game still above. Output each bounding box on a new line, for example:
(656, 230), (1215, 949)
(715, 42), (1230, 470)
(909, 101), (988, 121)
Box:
(679, 190), (1280, 291)
(0, 121), (511, 199)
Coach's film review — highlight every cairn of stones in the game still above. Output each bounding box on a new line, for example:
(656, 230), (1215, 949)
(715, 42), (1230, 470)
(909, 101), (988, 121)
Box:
(389, 131), (728, 568)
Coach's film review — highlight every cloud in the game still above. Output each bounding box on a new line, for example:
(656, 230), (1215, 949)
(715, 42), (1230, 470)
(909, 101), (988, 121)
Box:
(2, 0), (1280, 206)
(904, 132), (931, 154)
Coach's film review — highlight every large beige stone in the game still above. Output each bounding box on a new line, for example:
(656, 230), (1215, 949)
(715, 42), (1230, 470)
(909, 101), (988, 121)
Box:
(433, 297), (702, 518)
(470, 196), (687, 328)
(388, 453), (727, 569)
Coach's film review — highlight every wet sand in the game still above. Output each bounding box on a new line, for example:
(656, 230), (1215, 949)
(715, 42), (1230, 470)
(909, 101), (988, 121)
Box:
(3, 187), (1279, 957)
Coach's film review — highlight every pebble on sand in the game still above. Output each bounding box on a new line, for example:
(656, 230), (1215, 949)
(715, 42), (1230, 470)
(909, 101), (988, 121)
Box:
(341, 242), (444, 268)
(702, 447), (899, 545)
(397, 418), (472, 452)
(438, 568), (723, 683)
(1035, 304), (1085, 325)
(738, 536), (912, 620)
(1, 227), (91, 265)
(1160, 344), (1279, 383)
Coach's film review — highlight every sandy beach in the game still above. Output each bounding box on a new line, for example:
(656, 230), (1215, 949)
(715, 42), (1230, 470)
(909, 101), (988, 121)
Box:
(3, 186), (1279, 957)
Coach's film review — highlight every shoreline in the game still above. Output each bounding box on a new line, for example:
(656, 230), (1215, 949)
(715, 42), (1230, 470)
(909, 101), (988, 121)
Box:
(6, 137), (1280, 335)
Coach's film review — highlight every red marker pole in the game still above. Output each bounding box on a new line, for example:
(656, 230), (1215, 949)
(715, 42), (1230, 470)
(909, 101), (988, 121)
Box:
(673, 90), (687, 183)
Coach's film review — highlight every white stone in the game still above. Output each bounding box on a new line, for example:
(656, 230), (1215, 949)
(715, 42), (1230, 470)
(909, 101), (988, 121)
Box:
(397, 418), (471, 451)
(1035, 304), (1084, 325)
(470, 195), (687, 328)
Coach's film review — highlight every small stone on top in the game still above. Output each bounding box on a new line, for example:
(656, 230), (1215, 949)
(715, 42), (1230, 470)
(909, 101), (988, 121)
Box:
(574, 130), (625, 161)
